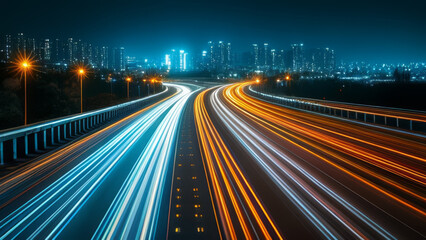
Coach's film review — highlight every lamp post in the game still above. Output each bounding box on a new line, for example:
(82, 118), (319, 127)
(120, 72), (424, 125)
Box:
(14, 52), (36, 125)
(22, 61), (30, 125)
(78, 68), (85, 113)
(126, 77), (131, 99)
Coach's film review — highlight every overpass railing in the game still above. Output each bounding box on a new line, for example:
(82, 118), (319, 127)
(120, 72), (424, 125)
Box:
(247, 85), (426, 133)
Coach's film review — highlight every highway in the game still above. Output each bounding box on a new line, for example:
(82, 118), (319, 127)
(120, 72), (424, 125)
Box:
(0, 83), (201, 239)
(0, 80), (425, 239)
(194, 82), (425, 239)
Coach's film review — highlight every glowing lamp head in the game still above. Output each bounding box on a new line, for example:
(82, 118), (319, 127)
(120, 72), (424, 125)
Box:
(285, 75), (290, 80)
(78, 69), (84, 75)
(126, 77), (131, 82)
(277, 79), (280, 82)
(256, 79), (260, 83)
(22, 62), (29, 68)
(143, 79), (146, 82)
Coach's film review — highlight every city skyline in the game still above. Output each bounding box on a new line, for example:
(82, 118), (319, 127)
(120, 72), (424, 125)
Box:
(2, 32), (426, 83)
(2, 31), (426, 66)
(2, 0), (426, 63)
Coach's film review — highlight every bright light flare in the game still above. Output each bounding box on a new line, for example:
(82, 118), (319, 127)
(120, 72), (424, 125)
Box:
(11, 51), (38, 77)
(73, 64), (89, 78)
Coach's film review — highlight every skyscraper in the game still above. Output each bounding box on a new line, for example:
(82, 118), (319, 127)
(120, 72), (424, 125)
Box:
(52, 38), (64, 64)
(15, 33), (26, 53)
(324, 48), (335, 74)
(66, 38), (73, 65)
(263, 43), (269, 67)
(165, 54), (171, 70)
(3, 34), (12, 62)
(271, 49), (276, 70)
(44, 39), (51, 61)
(27, 38), (36, 54)
(252, 44), (259, 68)
(179, 50), (187, 71)
(291, 43), (304, 72)
(205, 41), (232, 71)
(311, 47), (335, 74)
(101, 46), (108, 69)
(113, 47), (125, 71)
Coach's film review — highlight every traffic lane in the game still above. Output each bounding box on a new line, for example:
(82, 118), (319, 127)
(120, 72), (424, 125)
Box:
(231, 112), (424, 239)
(223, 91), (425, 202)
(50, 118), (166, 239)
(219, 86), (425, 238)
(234, 84), (425, 192)
(86, 83), (199, 240)
(202, 89), (319, 239)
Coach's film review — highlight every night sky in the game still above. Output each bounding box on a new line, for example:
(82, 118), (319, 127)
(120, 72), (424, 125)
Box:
(3, 0), (426, 63)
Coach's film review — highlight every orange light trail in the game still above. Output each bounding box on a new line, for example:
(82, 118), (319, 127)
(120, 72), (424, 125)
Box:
(196, 81), (425, 238)
(194, 89), (284, 240)
(222, 82), (425, 216)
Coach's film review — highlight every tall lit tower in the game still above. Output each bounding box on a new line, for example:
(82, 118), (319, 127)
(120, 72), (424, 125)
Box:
(44, 39), (51, 61)
(291, 43), (304, 72)
(4, 34), (12, 62)
(252, 44), (259, 68)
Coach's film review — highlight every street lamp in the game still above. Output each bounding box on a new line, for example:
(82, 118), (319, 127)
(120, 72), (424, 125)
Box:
(13, 52), (35, 125)
(77, 68), (86, 113)
(22, 61), (30, 125)
(126, 77), (132, 99)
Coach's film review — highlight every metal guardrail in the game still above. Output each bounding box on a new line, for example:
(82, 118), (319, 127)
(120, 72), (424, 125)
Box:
(247, 85), (426, 133)
(0, 87), (169, 164)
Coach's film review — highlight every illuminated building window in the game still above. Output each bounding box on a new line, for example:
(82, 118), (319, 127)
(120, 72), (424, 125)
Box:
(176, 188), (181, 192)
(194, 204), (200, 208)
(197, 227), (204, 233)
(176, 214), (181, 218)
(175, 227), (181, 233)
(176, 204), (181, 208)
(192, 176), (197, 180)
(190, 164), (195, 167)
(176, 177), (181, 180)
(194, 195), (199, 198)
(176, 195), (182, 199)
(193, 188), (198, 192)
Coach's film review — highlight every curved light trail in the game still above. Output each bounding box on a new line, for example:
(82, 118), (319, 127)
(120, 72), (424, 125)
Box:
(194, 89), (283, 240)
(93, 84), (198, 239)
(0, 83), (199, 239)
(196, 82), (425, 239)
